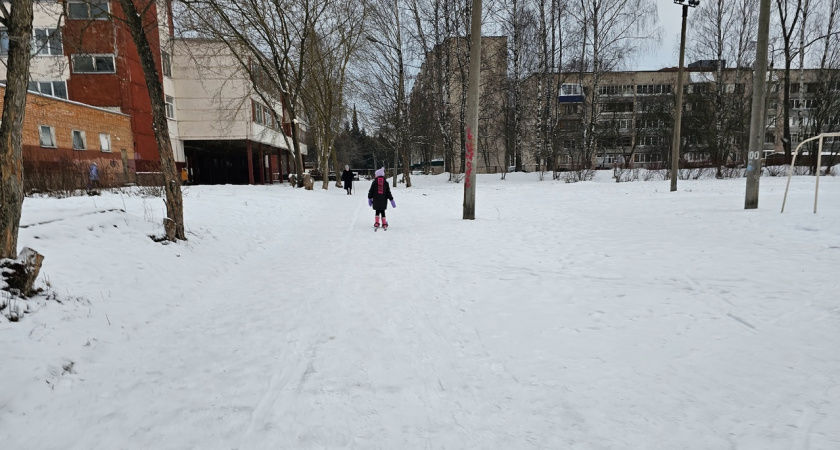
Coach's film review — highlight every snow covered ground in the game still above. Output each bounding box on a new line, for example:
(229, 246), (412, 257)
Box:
(2, 171), (839, 449)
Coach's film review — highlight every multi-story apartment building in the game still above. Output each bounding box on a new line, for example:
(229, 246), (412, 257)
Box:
(520, 64), (759, 171)
(0, 0), (301, 185)
(409, 36), (508, 174)
(171, 38), (303, 185)
(521, 63), (839, 172)
(765, 69), (840, 160)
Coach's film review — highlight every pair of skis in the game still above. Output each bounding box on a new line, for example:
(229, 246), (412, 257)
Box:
(374, 224), (389, 232)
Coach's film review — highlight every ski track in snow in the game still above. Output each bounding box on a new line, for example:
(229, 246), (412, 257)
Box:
(2, 173), (839, 449)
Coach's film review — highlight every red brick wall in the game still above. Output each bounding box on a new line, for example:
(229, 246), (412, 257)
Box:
(0, 86), (135, 182)
(62, 0), (163, 168)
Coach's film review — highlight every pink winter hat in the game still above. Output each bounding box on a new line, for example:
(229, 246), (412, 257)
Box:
(375, 167), (385, 178)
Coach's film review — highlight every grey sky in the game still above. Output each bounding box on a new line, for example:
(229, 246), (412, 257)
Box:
(634, 3), (687, 71)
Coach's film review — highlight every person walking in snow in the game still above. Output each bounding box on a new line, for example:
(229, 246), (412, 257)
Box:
(88, 162), (100, 190)
(341, 165), (354, 195)
(368, 167), (395, 229)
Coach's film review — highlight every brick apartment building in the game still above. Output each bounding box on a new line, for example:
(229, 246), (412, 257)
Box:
(0, 85), (134, 190)
(0, 0), (300, 186)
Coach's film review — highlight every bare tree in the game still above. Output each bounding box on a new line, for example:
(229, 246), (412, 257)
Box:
(501, 0), (538, 173)
(301, 2), (367, 190)
(802, 0), (840, 170)
(178, 0), (334, 189)
(0, 0), (33, 259)
(686, 0), (758, 178)
(774, 0), (806, 164)
(570, 0), (660, 175)
(529, 0), (575, 180)
(116, 0), (185, 240)
(364, 0), (412, 187)
(406, 0), (470, 180)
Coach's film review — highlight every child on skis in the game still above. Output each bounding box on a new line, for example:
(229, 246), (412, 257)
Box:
(368, 167), (395, 229)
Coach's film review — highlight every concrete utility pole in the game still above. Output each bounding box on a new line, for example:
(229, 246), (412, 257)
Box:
(745, 0), (772, 209)
(463, 0), (482, 219)
(670, 0), (699, 192)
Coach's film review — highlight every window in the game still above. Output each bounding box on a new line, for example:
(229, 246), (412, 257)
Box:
(68, 0), (110, 19)
(28, 81), (68, 99)
(789, 99), (816, 109)
(687, 83), (710, 94)
(162, 51), (172, 77)
(561, 84), (582, 96)
(253, 102), (275, 127)
(563, 104), (579, 114)
(598, 85), (633, 96)
(39, 125), (56, 147)
(33, 28), (62, 56)
(165, 95), (175, 119)
(641, 136), (661, 146)
(638, 119), (664, 129)
(72, 130), (87, 150)
(0, 29), (8, 56)
(765, 133), (775, 144)
(72, 54), (115, 73)
(637, 84), (671, 95)
(602, 119), (632, 130)
(602, 102), (633, 113)
(99, 133), (111, 152)
(634, 153), (662, 163)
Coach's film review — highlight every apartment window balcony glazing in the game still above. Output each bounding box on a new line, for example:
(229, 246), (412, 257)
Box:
(28, 81), (68, 99)
(72, 54), (115, 73)
(165, 95), (175, 119)
(162, 51), (172, 77)
(68, 0), (110, 20)
(33, 28), (62, 56)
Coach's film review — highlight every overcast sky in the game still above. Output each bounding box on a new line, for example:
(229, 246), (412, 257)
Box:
(634, 3), (686, 71)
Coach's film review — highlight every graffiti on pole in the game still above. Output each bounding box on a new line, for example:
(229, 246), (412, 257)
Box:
(465, 128), (475, 188)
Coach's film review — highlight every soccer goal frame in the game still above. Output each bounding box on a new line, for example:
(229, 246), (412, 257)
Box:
(781, 132), (840, 213)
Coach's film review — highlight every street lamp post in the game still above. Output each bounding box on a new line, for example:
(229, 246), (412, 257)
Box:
(669, 0), (699, 192)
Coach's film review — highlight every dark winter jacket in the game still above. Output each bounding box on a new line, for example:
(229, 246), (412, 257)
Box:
(368, 176), (393, 211)
(341, 169), (354, 187)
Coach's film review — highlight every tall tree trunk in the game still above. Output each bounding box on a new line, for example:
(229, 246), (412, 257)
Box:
(0, 0), (34, 259)
(117, 0), (185, 241)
